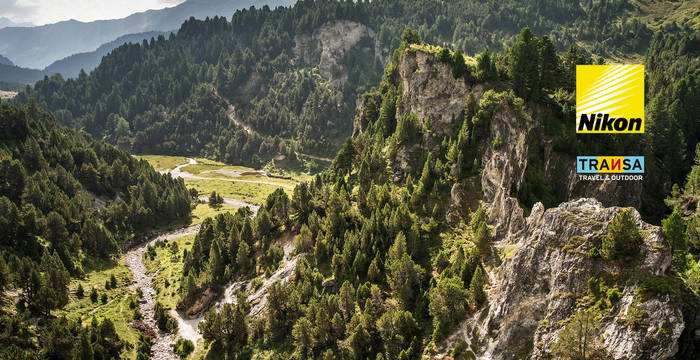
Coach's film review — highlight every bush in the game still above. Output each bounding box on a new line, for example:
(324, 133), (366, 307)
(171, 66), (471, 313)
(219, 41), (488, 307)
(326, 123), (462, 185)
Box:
(452, 50), (468, 78)
(492, 136), (505, 148)
(601, 210), (642, 260)
(438, 48), (452, 63)
(173, 338), (194, 359)
(154, 301), (178, 333)
(606, 287), (621, 303)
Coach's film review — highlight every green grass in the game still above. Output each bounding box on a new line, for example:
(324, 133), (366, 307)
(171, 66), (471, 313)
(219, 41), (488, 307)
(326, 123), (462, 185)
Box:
(185, 178), (290, 205)
(628, 0), (700, 31)
(409, 43), (477, 65)
(59, 258), (140, 359)
(191, 203), (240, 224)
(136, 155), (188, 171)
(192, 157), (228, 166)
(144, 234), (195, 310)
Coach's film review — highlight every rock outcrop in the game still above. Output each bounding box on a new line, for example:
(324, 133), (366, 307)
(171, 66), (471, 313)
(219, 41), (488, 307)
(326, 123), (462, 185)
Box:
(397, 49), (486, 138)
(388, 48), (487, 179)
(294, 20), (376, 86)
(469, 198), (683, 359)
(363, 46), (685, 359)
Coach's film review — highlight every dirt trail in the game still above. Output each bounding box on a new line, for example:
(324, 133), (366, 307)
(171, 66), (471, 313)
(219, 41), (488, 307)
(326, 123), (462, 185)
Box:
(294, 151), (333, 163)
(173, 232), (299, 344)
(167, 158), (295, 189)
(124, 224), (201, 360)
(213, 90), (333, 164)
(214, 88), (253, 135)
(124, 211), (298, 358)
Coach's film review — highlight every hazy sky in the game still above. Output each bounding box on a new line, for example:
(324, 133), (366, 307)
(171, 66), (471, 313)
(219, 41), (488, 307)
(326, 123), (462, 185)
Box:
(1, 0), (186, 26)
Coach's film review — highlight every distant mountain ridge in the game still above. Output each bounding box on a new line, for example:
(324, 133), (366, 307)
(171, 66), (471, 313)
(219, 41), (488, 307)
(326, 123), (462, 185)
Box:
(0, 55), (14, 66)
(0, 0), (296, 69)
(0, 17), (33, 29)
(43, 31), (169, 79)
(0, 31), (169, 84)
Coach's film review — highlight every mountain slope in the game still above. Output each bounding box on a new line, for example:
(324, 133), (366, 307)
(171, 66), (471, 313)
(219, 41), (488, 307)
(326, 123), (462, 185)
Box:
(0, 31), (170, 85)
(17, 0), (698, 203)
(172, 35), (698, 359)
(43, 31), (170, 79)
(0, 55), (13, 67)
(0, 17), (32, 29)
(0, 0), (295, 69)
(0, 101), (193, 358)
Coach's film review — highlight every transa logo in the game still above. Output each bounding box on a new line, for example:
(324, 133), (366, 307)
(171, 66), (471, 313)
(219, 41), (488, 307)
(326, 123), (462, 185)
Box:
(577, 156), (644, 181)
(576, 65), (644, 133)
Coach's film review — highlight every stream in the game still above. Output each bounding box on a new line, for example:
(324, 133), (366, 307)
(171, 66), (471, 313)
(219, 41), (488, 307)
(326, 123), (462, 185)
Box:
(124, 179), (296, 358)
(124, 225), (201, 360)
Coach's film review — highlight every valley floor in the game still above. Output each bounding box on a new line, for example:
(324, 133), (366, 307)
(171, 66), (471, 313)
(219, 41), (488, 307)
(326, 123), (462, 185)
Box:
(86, 155), (306, 359)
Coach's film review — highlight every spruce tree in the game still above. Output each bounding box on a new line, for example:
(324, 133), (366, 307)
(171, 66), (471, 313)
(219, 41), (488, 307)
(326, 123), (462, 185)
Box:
(509, 28), (540, 100)
(538, 35), (560, 91)
(470, 265), (486, 306)
(601, 210), (642, 260)
(663, 207), (687, 253)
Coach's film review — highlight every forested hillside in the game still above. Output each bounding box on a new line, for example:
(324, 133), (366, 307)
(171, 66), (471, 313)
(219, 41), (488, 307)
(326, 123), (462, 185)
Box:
(1, 1), (698, 359)
(167, 28), (700, 359)
(17, 0), (697, 173)
(0, 101), (192, 358)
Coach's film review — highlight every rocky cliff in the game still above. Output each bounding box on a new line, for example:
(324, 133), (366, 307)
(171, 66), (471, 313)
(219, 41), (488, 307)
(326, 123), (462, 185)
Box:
(467, 198), (683, 359)
(356, 46), (686, 359)
(294, 20), (377, 86)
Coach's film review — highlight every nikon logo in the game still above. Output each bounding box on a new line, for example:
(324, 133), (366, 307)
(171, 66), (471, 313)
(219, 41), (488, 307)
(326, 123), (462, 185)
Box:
(577, 113), (642, 132)
(576, 65), (644, 133)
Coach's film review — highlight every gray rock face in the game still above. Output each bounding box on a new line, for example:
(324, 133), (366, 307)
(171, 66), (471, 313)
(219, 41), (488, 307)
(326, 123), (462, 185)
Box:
(477, 198), (683, 359)
(294, 20), (376, 86)
(374, 47), (684, 359)
(469, 81), (683, 359)
(397, 49), (486, 138)
(387, 48), (487, 179)
(481, 106), (531, 243)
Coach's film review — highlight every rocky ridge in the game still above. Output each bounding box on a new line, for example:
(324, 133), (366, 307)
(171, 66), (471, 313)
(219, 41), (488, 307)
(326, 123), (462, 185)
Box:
(360, 46), (685, 359)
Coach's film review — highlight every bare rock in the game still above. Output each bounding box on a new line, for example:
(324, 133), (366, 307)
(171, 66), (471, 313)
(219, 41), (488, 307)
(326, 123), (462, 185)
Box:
(294, 20), (376, 86)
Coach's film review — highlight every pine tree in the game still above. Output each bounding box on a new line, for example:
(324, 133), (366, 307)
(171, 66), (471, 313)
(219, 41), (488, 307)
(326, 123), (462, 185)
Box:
(686, 215), (700, 254)
(509, 28), (540, 100)
(663, 208), (687, 255)
(601, 210), (642, 260)
(236, 240), (251, 275)
(538, 35), (560, 91)
(452, 50), (468, 78)
(387, 234), (423, 310)
(0, 257), (8, 292)
(476, 47), (496, 81)
(41, 250), (70, 309)
(79, 330), (94, 360)
(469, 265), (486, 306)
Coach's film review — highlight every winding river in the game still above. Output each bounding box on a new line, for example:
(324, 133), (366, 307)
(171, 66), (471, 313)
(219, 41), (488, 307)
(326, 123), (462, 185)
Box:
(125, 158), (298, 358)
(124, 225), (201, 360)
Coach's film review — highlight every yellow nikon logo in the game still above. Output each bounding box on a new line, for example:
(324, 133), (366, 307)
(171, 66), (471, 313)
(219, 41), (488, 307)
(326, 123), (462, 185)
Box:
(576, 65), (644, 133)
